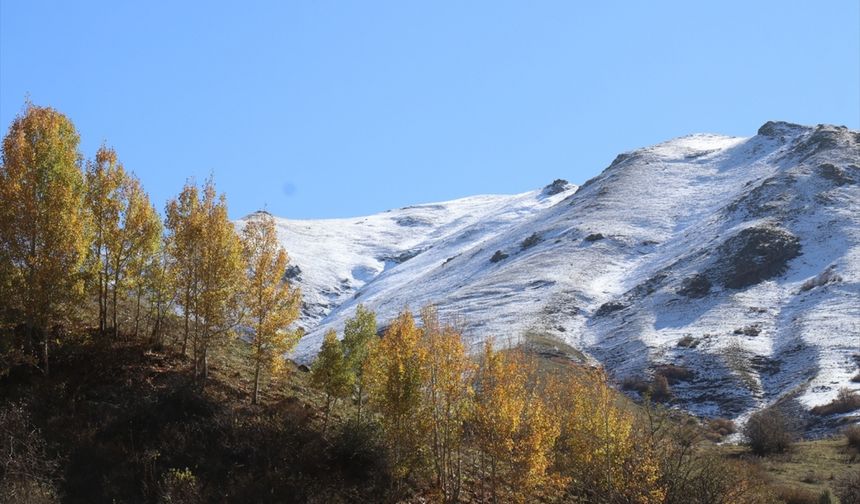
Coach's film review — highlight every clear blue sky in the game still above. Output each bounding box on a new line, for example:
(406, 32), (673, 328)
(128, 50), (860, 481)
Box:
(2, 1), (858, 219)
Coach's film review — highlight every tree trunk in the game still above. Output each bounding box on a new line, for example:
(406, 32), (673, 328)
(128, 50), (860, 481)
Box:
(252, 360), (261, 405)
(202, 346), (208, 380)
(323, 395), (332, 434)
(42, 330), (50, 377)
(112, 271), (120, 339)
(356, 382), (363, 423)
(133, 286), (143, 339)
(181, 286), (190, 355)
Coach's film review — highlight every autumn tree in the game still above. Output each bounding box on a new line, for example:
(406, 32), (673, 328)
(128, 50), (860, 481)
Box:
(311, 329), (353, 432)
(0, 103), (87, 374)
(420, 306), (473, 503)
(341, 304), (377, 422)
(472, 342), (561, 503)
(111, 175), (160, 337)
(143, 242), (175, 348)
(554, 369), (664, 503)
(366, 309), (429, 482)
(84, 146), (162, 339)
(194, 179), (245, 379)
(166, 178), (244, 379)
(84, 146), (123, 334)
(241, 211), (301, 404)
(165, 181), (202, 356)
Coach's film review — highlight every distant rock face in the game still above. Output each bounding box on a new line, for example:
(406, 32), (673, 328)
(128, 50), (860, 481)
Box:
(817, 163), (854, 186)
(678, 274), (712, 298)
(543, 179), (570, 195)
(395, 216), (433, 227)
(711, 226), (801, 289)
(757, 120), (806, 138)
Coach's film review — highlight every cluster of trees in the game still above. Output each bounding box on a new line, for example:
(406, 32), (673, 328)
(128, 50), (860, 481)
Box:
(5, 102), (856, 504)
(311, 305), (778, 503)
(0, 102), (300, 402)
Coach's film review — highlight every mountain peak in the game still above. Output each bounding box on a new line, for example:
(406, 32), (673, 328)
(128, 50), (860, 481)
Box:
(542, 178), (571, 195)
(757, 120), (809, 138)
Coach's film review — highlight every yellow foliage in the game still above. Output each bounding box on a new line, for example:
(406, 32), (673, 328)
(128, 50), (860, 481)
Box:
(241, 212), (301, 404)
(0, 103), (87, 374)
(555, 369), (665, 503)
(473, 343), (562, 503)
(165, 178), (245, 379)
(365, 309), (429, 480)
(421, 306), (474, 503)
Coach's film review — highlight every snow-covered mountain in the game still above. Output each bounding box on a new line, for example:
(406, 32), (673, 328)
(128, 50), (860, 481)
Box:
(237, 121), (859, 425)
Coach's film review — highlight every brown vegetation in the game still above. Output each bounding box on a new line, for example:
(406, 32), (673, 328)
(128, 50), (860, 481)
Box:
(811, 388), (860, 416)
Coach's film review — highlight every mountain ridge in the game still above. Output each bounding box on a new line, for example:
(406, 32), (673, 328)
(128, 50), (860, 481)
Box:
(237, 121), (860, 427)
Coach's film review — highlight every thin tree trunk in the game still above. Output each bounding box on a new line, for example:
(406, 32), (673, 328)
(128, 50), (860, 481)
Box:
(356, 381), (363, 423)
(323, 395), (332, 434)
(252, 359), (261, 405)
(42, 330), (49, 377)
(112, 268), (120, 339)
(181, 286), (190, 355)
(133, 285), (143, 339)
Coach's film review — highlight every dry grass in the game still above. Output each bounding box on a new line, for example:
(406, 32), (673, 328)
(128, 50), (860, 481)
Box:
(715, 438), (860, 499)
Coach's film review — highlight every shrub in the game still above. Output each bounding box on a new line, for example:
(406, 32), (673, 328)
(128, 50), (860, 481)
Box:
(852, 372), (860, 383)
(0, 402), (60, 504)
(845, 424), (860, 451)
(489, 250), (508, 263)
(707, 418), (737, 440)
(834, 469), (860, 504)
(621, 376), (650, 395)
(651, 375), (672, 402)
(811, 388), (860, 416)
(329, 419), (391, 487)
(621, 374), (672, 402)
(158, 467), (201, 504)
(775, 485), (824, 504)
(743, 406), (796, 455)
(677, 335), (699, 348)
(520, 232), (542, 250)
(655, 364), (695, 384)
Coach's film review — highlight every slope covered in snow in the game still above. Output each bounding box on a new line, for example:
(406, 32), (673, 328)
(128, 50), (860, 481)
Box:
(243, 122), (860, 427)
(237, 181), (576, 328)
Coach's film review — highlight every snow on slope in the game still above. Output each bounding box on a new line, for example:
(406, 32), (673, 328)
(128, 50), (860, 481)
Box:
(236, 182), (576, 329)
(253, 122), (860, 427)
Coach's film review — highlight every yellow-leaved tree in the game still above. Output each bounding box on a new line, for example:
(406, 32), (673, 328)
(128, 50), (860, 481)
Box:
(241, 211), (301, 404)
(143, 242), (175, 348)
(310, 329), (353, 432)
(341, 304), (377, 423)
(84, 146), (161, 338)
(195, 179), (245, 379)
(84, 146), (123, 335)
(554, 369), (665, 503)
(472, 342), (561, 504)
(366, 308), (429, 482)
(109, 171), (161, 338)
(166, 178), (245, 379)
(420, 306), (473, 504)
(0, 103), (87, 375)
(165, 181), (202, 356)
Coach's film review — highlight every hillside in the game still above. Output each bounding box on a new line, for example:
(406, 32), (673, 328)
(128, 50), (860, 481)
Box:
(242, 121), (860, 426)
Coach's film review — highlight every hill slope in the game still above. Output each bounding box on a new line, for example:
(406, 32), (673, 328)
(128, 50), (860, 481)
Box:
(239, 121), (860, 424)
